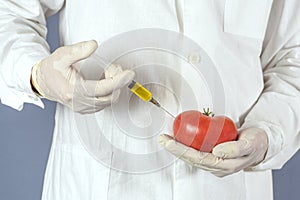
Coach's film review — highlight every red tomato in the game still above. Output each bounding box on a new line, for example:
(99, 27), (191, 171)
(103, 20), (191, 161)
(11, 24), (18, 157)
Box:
(173, 109), (238, 152)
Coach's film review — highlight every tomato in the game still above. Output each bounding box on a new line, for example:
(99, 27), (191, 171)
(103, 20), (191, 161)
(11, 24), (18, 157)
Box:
(173, 109), (238, 152)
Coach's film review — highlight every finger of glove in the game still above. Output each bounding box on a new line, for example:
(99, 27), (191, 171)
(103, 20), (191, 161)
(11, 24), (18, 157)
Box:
(95, 89), (120, 105)
(212, 139), (253, 159)
(83, 70), (135, 97)
(55, 40), (98, 66)
(212, 155), (256, 177)
(105, 64), (123, 78)
(81, 89), (120, 107)
(72, 94), (115, 114)
(158, 134), (216, 167)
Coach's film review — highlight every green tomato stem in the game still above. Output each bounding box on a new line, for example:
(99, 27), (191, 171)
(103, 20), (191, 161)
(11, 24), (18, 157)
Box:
(202, 108), (215, 117)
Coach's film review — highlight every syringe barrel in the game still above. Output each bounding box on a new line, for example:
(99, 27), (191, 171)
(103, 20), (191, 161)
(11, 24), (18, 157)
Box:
(128, 80), (153, 102)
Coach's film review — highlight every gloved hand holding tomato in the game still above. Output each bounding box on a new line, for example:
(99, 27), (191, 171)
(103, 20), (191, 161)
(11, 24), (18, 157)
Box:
(159, 109), (268, 177)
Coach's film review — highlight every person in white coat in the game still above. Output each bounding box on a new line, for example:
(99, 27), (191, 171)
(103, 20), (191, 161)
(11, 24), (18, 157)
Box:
(0, 0), (300, 200)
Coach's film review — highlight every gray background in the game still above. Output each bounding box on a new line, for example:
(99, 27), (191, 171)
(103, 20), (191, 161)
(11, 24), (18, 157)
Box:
(0, 13), (299, 200)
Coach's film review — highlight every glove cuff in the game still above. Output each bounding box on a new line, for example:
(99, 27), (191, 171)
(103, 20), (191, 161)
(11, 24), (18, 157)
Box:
(240, 120), (284, 170)
(30, 61), (45, 97)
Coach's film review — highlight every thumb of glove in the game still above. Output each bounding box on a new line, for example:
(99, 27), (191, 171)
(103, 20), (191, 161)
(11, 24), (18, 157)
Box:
(212, 139), (252, 159)
(58, 40), (98, 66)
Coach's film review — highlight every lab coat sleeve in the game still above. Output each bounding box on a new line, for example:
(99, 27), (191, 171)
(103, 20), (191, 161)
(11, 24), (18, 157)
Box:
(241, 0), (300, 170)
(0, 1), (63, 111)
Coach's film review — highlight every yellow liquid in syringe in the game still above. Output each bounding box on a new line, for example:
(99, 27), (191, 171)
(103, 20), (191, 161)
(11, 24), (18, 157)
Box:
(128, 80), (152, 102)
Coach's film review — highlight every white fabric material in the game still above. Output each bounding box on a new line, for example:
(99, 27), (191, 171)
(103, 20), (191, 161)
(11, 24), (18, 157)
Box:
(0, 0), (300, 200)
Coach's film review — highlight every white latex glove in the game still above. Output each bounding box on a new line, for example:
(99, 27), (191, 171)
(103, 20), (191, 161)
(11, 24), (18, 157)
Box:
(30, 40), (135, 114)
(159, 127), (268, 177)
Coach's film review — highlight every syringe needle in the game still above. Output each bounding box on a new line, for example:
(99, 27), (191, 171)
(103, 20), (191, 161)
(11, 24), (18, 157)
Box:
(159, 106), (176, 118)
(150, 98), (175, 118)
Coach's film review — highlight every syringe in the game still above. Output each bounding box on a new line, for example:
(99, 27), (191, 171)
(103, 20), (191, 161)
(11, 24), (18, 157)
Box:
(128, 80), (175, 118)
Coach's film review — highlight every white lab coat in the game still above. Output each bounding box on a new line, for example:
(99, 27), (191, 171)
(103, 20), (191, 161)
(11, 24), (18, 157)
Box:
(0, 0), (300, 199)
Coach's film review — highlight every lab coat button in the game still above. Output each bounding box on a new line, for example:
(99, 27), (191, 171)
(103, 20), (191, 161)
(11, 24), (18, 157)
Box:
(188, 53), (201, 64)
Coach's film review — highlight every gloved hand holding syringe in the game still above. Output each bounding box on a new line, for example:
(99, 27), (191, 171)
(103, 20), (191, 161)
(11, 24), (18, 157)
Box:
(128, 80), (176, 118)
